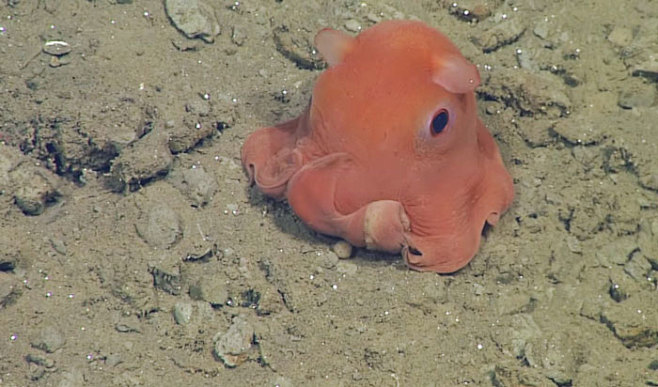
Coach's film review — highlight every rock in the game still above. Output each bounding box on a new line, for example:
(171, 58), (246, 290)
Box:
(173, 302), (193, 325)
(31, 326), (65, 353)
(213, 315), (254, 367)
(25, 353), (55, 368)
(0, 272), (22, 308)
(624, 255), (652, 281)
(135, 204), (182, 249)
(344, 19), (361, 33)
(618, 83), (656, 109)
(105, 353), (122, 367)
(552, 111), (606, 145)
(149, 265), (183, 295)
(473, 19), (526, 52)
(481, 69), (571, 118)
(273, 25), (324, 70)
(518, 118), (554, 147)
(167, 116), (217, 154)
(165, 0), (220, 43)
(168, 165), (218, 207)
(607, 26), (633, 47)
(629, 53), (658, 80)
(8, 160), (61, 216)
(600, 293), (658, 348)
(638, 162), (658, 191)
(107, 129), (173, 193)
(256, 287), (284, 315)
(332, 240), (353, 259)
(189, 277), (228, 306)
(230, 27), (246, 46)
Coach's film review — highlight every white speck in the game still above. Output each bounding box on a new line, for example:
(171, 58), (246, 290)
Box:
(202, 93), (210, 100)
(195, 123), (201, 129)
(45, 292), (52, 297)
(477, 343), (483, 350)
(516, 48), (523, 55)
(10, 334), (17, 341)
(502, 14), (508, 19)
(332, 284), (338, 290)
(68, 294), (75, 299)
(310, 274), (314, 280)
(232, 98), (238, 103)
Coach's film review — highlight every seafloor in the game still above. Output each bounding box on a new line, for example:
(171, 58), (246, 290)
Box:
(1, 0), (657, 386)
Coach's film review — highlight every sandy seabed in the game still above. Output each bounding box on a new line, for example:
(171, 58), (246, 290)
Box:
(1, 0), (657, 386)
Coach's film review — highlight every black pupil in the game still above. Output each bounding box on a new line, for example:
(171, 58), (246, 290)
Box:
(431, 111), (448, 135)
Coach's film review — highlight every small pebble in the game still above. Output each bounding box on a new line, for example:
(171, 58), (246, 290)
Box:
(332, 240), (353, 259)
(213, 315), (254, 368)
(105, 353), (122, 367)
(344, 19), (361, 32)
(173, 302), (193, 325)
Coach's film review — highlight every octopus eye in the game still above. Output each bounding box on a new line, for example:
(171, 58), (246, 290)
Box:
(430, 110), (449, 136)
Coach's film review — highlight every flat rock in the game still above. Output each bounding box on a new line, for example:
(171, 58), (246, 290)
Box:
(168, 165), (218, 207)
(107, 129), (173, 193)
(481, 69), (571, 118)
(135, 204), (182, 249)
(213, 315), (254, 367)
(165, 0), (220, 43)
(600, 293), (658, 348)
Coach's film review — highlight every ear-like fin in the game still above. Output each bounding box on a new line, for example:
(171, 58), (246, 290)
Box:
(314, 28), (356, 67)
(431, 54), (481, 93)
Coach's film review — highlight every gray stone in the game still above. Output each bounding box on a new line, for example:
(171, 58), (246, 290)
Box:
(165, 0), (220, 43)
(135, 204), (182, 249)
(189, 278), (228, 306)
(624, 255), (652, 281)
(173, 302), (193, 325)
(600, 293), (658, 348)
(618, 83), (656, 109)
(105, 353), (122, 367)
(31, 326), (65, 353)
(9, 161), (61, 216)
(473, 19), (526, 52)
(107, 130), (173, 193)
(332, 240), (353, 259)
(213, 315), (254, 367)
(169, 165), (218, 207)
